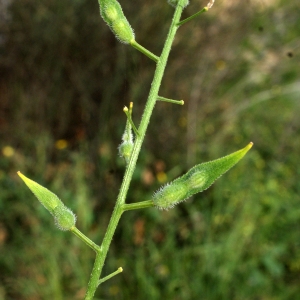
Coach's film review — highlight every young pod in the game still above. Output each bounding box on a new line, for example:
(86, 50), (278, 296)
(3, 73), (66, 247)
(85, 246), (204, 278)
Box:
(18, 171), (62, 214)
(102, 1), (123, 24)
(152, 143), (253, 210)
(153, 180), (189, 210)
(118, 141), (133, 163)
(119, 103), (135, 164)
(18, 171), (77, 231)
(53, 205), (76, 231)
(185, 142), (253, 196)
(168, 0), (190, 9)
(99, 0), (135, 44)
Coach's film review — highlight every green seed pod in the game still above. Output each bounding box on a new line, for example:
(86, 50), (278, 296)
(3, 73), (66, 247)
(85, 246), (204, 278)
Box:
(168, 0), (190, 9)
(18, 171), (77, 231)
(118, 141), (133, 163)
(18, 171), (62, 214)
(103, 2), (121, 24)
(111, 18), (135, 44)
(153, 180), (189, 210)
(185, 142), (253, 195)
(53, 205), (76, 231)
(99, 0), (135, 44)
(152, 143), (253, 210)
(119, 103), (134, 164)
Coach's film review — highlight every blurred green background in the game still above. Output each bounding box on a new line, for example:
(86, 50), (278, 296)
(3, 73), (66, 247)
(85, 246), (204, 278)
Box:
(0, 0), (300, 299)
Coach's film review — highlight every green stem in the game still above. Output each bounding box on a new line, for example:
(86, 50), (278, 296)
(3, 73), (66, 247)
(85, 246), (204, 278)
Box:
(157, 96), (184, 105)
(177, 7), (208, 27)
(122, 200), (154, 211)
(85, 1), (186, 298)
(70, 227), (101, 253)
(130, 40), (159, 62)
(85, 250), (102, 300)
(98, 267), (123, 286)
(124, 106), (140, 137)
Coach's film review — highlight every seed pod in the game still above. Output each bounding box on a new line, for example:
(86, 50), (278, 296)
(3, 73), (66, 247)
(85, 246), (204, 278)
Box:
(119, 103), (134, 164)
(102, 2), (122, 24)
(153, 143), (253, 210)
(168, 0), (190, 9)
(18, 171), (77, 231)
(53, 205), (76, 231)
(99, 0), (135, 44)
(152, 181), (189, 210)
(119, 141), (133, 163)
(18, 171), (61, 214)
(111, 18), (135, 44)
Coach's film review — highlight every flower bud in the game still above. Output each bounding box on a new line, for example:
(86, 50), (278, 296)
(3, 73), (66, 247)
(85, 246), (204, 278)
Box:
(99, 0), (135, 44)
(153, 143), (253, 210)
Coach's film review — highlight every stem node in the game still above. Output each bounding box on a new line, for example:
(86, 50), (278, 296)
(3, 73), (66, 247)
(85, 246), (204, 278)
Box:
(98, 267), (123, 286)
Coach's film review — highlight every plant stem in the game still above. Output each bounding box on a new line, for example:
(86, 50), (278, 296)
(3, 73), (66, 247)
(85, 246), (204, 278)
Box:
(70, 227), (101, 253)
(177, 7), (208, 27)
(124, 106), (140, 136)
(157, 96), (184, 105)
(130, 40), (159, 62)
(84, 1), (186, 298)
(122, 200), (154, 211)
(85, 250), (103, 300)
(98, 267), (123, 286)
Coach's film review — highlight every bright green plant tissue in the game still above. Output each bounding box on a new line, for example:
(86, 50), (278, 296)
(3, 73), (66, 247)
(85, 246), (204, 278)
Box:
(153, 142), (253, 210)
(17, 172), (76, 231)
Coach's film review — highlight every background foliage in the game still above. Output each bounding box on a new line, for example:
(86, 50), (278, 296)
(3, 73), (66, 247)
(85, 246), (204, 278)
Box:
(0, 0), (300, 299)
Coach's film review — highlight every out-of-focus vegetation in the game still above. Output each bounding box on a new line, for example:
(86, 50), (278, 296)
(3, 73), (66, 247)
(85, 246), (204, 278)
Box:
(0, 0), (300, 299)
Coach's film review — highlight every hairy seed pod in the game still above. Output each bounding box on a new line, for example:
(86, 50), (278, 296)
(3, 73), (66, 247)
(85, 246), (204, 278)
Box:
(119, 103), (134, 164)
(103, 2), (121, 24)
(185, 143), (253, 195)
(153, 143), (253, 210)
(168, 0), (190, 9)
(111, 18), (135, 44)
(53, 205), (76, 231)
(18, 171), (61, 214)
(99, 0), (135, 44)
(119, 141), (133, 163)
(18, 171), (77, 230)
(153, 181), (188, 210)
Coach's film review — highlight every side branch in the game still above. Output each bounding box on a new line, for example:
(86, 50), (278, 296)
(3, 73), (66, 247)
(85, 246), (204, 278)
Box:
(130, 40), (159, 62)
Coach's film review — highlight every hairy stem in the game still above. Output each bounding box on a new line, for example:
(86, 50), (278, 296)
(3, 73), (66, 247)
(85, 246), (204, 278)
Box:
(84, 1), (186, 298)
(130, 40), (159, 62)
(122, 200), (154, 211)
(177, 7), (208, 26)
(70, 227), (101, 252)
